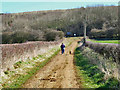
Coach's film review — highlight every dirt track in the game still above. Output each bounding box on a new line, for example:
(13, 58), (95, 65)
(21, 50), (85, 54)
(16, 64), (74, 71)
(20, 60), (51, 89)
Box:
(22, 41), (80, 88)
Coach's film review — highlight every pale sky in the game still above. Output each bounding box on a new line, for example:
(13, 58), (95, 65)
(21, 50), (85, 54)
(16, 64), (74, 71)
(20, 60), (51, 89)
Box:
(1, 0), (119, 13)
(1, 0), (120, 2)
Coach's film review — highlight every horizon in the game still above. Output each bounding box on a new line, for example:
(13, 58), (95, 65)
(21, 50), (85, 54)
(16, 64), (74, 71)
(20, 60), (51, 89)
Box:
(1, 2), (119, 14)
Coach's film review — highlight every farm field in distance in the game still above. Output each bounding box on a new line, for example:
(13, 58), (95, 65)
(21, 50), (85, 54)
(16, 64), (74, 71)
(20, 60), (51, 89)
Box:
(87, 39), (120, 44)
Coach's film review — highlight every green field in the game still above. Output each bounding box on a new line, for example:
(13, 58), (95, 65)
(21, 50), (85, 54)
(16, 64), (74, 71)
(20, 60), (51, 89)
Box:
(87, 39), (120, 44)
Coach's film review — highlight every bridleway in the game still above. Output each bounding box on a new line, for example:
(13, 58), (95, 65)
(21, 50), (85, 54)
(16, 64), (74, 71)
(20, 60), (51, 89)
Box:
(22, 40), (80, 88)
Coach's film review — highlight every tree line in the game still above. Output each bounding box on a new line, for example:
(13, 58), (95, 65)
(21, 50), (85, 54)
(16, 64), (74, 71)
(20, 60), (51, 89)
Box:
(1, 6), (118, 44)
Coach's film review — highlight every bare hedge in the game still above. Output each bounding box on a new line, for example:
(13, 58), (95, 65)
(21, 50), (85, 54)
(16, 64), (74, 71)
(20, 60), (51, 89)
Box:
(1, 39), (63, 71)
(85, 41), (120, 64)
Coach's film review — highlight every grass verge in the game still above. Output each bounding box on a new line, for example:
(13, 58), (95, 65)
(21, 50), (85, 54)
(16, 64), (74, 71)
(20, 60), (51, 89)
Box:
(74, 47), (120, 88)
(2, 49), (60, 88)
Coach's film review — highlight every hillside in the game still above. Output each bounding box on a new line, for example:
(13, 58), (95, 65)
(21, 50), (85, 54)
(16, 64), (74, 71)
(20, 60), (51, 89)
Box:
(1, 6), (118, 44)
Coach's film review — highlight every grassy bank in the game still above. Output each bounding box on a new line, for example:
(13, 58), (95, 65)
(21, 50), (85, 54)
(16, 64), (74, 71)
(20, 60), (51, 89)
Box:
(2, 48), (60, 88)
(74, 47), (120, 88)
(87, 39), (120, 44)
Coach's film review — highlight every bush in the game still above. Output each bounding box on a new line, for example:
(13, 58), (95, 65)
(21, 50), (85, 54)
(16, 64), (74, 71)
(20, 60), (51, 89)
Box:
(11, 31), (31, 43)
(2, 31), (42, 44)
(2, 30), (64, 44)
(44, 30), (64, 41)
(2, 32), (13, 44)
(89, 27), (118, 39)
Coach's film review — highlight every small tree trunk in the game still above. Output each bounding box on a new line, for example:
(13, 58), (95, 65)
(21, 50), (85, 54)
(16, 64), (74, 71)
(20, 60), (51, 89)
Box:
(83, 22), (86, 45)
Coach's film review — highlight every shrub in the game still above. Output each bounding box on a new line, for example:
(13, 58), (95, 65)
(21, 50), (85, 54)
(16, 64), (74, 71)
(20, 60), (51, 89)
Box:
(11, 31), (41, 43)
(2, 32), (13, 44)
(89, 27), (118, 39)
(2, 30), (46, 44)
(44, 30), (64, 41)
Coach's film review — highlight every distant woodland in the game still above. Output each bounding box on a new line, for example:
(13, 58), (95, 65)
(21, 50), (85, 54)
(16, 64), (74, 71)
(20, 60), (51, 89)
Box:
(1, 6), (119, 44)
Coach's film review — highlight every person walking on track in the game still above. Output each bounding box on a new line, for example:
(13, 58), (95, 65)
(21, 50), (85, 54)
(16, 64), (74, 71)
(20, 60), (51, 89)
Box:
(60, 43), (65, 54)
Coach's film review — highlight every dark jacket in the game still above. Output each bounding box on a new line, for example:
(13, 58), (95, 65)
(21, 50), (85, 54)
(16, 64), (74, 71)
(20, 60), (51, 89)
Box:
(61, 44), (65, 50)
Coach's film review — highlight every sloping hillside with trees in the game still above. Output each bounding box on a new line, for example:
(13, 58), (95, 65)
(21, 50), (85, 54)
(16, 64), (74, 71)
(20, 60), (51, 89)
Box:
(1, 6), (118, 44)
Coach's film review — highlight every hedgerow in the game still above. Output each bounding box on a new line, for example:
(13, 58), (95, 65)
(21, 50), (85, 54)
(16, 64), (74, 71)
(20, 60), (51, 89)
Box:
(74, 47), (120, 88)
(85, 41), (120, 64)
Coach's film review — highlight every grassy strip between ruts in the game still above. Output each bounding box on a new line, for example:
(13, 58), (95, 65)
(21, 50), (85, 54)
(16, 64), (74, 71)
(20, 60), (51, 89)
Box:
(74, 47), (120, 89)
(87, 39), (120, 44)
